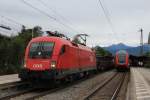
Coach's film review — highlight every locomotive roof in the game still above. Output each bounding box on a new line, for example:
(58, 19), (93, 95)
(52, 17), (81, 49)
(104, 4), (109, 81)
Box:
(29, 36), (92, 51)
(30, 36), (70, 44)
(117, 50), (128, 54)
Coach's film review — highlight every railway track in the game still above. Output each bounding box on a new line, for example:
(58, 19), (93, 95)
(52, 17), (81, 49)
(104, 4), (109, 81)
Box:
(11, 73), (103, 100)
(0, 81), (33, 100)
(82, 72), (129, 100)
(0, 71), (106, 100)
(12, 86), (63, 100)
(0, 81), (30, 90)
(110, 73), (126, 100)
(0, 70), (119, 100)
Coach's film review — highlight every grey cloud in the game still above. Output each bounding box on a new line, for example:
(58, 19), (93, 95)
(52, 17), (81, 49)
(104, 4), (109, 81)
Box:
(0, 0), (150, 46)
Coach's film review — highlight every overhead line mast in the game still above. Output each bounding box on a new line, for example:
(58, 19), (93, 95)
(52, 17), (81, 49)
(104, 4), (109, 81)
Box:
(139, 28), (143, 56)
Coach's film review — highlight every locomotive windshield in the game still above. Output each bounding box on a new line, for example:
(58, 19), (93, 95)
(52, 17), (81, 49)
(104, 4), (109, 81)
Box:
(29, 42), (54, 58)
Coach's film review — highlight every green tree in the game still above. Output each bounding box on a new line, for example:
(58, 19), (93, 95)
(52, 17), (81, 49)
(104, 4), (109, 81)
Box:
(94, 46), (112, 56)
(144, 52), (150, 57)
(0, 26), (43, 75)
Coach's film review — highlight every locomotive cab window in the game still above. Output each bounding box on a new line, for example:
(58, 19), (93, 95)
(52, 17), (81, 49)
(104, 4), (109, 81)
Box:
(29, 42), (54, 58)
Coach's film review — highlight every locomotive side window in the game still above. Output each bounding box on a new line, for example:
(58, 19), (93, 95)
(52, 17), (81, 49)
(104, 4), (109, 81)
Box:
(60, 45), (66, 55)
(29, 42), (54, 58)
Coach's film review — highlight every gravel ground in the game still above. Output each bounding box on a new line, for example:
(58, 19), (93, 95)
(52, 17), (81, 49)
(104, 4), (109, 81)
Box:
(37, 70), (116, 100)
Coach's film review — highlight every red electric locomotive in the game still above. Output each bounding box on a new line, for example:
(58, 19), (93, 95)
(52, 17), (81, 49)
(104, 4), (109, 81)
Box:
(115, 50), (129, 71)
(19, 32), (96, 82)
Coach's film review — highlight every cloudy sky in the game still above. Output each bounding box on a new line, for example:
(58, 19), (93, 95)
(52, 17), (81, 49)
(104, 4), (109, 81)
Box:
(0, 0), (150, 47)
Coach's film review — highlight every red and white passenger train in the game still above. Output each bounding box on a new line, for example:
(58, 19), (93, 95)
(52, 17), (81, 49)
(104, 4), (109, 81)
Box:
(115, 50), (129, 71)
(19, 33), (96, 82)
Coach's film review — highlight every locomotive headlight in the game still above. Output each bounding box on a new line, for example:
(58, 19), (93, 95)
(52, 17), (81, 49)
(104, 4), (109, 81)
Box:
(24, 59), (26, 68)
(24, 63), (26, 68)
(51, 61), (56, 68)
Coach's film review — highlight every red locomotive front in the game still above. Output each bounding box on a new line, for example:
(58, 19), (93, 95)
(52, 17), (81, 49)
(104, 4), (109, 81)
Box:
(19, 36), (96, 81)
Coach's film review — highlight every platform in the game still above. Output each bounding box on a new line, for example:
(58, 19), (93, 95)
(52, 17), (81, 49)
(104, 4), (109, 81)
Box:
(129, 67), (150, 100)
(0, 74), (20, 85)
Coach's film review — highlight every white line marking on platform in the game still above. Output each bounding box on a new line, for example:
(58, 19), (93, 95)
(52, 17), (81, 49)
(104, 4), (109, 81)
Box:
(137, 95), (150, 99)
(136, 92), (149, 95)
(132, 68), (150, 100)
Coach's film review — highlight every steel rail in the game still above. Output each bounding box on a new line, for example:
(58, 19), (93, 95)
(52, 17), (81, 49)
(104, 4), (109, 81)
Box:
(83, 73), (118, 100)
(110, 73), (126, 100)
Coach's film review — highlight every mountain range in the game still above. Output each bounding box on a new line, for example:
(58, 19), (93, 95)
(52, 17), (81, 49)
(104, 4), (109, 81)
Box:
(103, 43), (150, 56)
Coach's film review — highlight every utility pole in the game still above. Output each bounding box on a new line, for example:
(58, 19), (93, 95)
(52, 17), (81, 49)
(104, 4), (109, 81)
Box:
(139, 28), (143, 56)
(148, 32), (150, 44)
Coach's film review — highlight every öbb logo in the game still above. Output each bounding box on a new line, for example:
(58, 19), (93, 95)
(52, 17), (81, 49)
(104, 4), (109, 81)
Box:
(33, 64), (43, 68)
